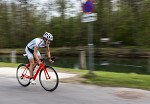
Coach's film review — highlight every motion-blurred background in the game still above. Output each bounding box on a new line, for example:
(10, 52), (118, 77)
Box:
(0, 0), (150, 74)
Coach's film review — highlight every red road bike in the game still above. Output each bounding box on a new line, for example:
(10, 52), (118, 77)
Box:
(16, 54), (59, 91)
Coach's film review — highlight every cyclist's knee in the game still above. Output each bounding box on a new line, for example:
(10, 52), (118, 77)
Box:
(30, 63), (35, 67)
(30, 62), (35, 69)
(29, 58), (35, 64)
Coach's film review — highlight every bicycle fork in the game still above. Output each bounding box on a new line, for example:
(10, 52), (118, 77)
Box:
(43, 67), (51, 80)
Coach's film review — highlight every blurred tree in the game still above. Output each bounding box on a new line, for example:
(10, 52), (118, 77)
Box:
(51, 0), (84, 47)
(0, 2), (10, 48)
(19, 0), (31, 46)
(55, 0), (67, 46)
(0, 0), (149, 48)
(135, 0), (150, 46)
(111, 3), (135, 45)
(94, 0), (113, 46)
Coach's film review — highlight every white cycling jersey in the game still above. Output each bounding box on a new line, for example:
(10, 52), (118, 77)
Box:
(25, 38), (49, 59)
(27, 38), (48, 50)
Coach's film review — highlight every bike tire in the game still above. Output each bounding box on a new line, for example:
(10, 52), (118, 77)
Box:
(16, 64), (30, 87)
(39, 66), (59, 91)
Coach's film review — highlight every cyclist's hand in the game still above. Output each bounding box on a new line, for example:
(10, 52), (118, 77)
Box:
(49, 58), (54, 64)
(37, 60), (42, 65)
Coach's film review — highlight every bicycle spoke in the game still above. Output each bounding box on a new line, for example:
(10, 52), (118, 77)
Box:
(16, 64), (30, 87)
(39, 66), (59, 91)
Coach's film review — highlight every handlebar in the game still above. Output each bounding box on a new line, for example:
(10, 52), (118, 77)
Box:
(39, 57), (55, 62)
(23, 54), (55, 63)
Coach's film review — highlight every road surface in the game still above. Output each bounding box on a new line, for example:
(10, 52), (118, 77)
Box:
(0, 67), (150, 104)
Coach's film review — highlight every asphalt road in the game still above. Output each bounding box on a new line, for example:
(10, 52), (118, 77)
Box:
(0, 67), (150, 104)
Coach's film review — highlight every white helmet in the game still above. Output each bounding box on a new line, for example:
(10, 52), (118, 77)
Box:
(43, 32), (53, 41)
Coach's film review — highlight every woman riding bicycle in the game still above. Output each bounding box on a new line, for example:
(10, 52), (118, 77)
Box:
(25, 32), (54, 84)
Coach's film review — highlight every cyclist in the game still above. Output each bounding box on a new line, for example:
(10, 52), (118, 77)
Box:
(25, 32), (54, 84)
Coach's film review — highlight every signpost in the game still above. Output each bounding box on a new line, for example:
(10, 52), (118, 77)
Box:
(81, 0), (97, 73)
(81, 13), (97, 22)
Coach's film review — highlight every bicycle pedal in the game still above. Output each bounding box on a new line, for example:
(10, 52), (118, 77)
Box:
(20, 76), (23, 79)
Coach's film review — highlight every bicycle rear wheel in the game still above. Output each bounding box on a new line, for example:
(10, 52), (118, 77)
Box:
(39, 66), (59, 91)
(16, 64), (30, 87)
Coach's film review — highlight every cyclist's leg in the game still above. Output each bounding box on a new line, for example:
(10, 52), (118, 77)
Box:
(28, 59), (36, 84)
(25, 47), (35, 80)
(32, 51), (41, 73)
(29, 59), (35, 78)
(37, 50), (41, 59)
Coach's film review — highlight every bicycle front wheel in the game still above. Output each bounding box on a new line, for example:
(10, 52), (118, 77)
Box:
(39, 66), (59, 91)
(16, 64), (30, 87)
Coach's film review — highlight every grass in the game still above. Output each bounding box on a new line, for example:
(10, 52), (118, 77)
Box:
(0, 62), (20, 67)
(0, 62), (150, 90)
(83, 71), (150, 90)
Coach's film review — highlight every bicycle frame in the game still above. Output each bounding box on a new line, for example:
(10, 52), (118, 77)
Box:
(17, 54), (58, 91)
(21, 62), (50, 80)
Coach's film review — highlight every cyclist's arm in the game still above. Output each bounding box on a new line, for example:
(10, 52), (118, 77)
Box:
(33, 47), (41, 62)
(46, 44), (51, 58)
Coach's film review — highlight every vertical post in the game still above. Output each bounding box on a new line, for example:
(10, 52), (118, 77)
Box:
(10, 50), (16, 63)
(147, 53), (150, 73)
(88, 22), (94, 73)
(81, 0), (97, 73)
(79, 49), (86, 69)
